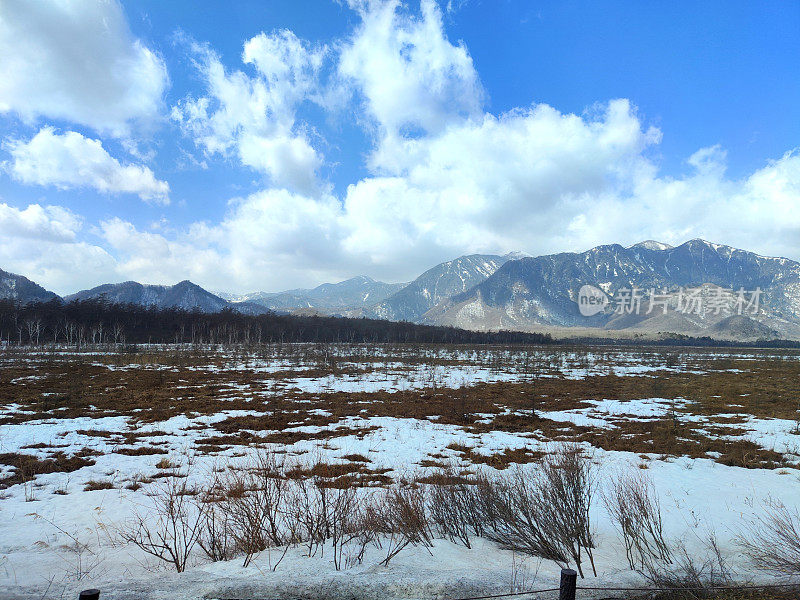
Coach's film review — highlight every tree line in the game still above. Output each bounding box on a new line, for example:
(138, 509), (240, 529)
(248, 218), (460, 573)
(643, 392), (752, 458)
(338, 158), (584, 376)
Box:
(0, 298), (555, 346)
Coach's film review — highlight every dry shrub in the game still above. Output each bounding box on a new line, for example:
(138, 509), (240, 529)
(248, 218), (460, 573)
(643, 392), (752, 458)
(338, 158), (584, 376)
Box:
(0, 452), (95, 488)
(289, 473), (330, 558)
(641, 532), (732, 599)
(197, 498), (237, 562)
(220, 450), (293, 567)
(83, 479), (114, 491)
(739, 501), (800, 575)
(539, 444), (597, 577)
(484, 445), (597, 577)
(329, 485), (367, 570)
(375, 485), (433, 565)
(603, 468), (671, 570)
(118, 468), (205, 572)
(427, 464), (483, 548)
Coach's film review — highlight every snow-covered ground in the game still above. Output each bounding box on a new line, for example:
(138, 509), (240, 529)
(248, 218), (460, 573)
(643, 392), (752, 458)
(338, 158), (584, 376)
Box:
(1, 344), (799, 599)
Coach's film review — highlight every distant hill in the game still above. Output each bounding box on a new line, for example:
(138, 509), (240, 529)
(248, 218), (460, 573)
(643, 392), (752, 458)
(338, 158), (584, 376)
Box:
(0, 268), (59, 304)
(66, 280), (228, 313)
(221, 275), (406, 315)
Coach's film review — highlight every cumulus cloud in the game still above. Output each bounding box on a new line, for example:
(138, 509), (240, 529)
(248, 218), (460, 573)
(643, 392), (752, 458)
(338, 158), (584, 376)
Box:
(0, 202), (82, 243)
(0, 0), (167, 137)
(5, 128), (170, 204)
(0, 202), (115, 294)
(339, 0), (483, 156)
(172, 30), (326, 195)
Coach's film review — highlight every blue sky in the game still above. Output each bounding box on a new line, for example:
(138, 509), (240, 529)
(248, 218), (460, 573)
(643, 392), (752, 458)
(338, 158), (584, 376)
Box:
(0, 0), (798, 294)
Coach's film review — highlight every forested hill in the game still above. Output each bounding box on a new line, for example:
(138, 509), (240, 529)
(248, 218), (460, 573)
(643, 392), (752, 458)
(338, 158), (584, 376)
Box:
(0, 298), (555, 346)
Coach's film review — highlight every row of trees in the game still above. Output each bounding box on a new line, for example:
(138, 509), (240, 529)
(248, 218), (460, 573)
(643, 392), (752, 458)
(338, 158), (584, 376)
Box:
(0, 298), (554, 346)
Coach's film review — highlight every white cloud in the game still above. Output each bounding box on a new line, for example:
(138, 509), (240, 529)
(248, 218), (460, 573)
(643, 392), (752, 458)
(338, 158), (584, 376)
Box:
(0, 202), (82, 243)
(0, 203), (115, 294)
(5, 128), (170, 204)
(172, 30), (326, 195)
(0, 0), (167, 137)
(339, 0), (483, 170)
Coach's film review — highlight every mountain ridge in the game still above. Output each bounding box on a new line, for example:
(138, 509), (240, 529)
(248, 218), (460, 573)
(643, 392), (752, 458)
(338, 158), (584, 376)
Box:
(423, 239), (800, 340)
(6, 240), (800, 340)
(65, 280), (229, 313)
(0, 268), (60, 304)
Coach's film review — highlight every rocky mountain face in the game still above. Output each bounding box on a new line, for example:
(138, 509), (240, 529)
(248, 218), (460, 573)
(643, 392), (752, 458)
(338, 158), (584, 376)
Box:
(66, 280), (229, 313)
(424, 240), (800, 339)
(222, 276), (406, 315)
(367, 254), (515, 322)
(0, 269), (59, 304)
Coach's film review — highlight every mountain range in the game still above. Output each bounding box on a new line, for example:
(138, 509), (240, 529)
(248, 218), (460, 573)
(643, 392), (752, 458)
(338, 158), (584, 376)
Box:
(423, 240), (800, 339)
(216, 276), (406, 314)
(65, 280), (229, 312)
(3, 240), (800, 340)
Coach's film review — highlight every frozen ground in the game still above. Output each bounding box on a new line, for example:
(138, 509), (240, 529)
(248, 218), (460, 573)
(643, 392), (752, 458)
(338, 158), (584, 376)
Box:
(1, 344), (799, 599)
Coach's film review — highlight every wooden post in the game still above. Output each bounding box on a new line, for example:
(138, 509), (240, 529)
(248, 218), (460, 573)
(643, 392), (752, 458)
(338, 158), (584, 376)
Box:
(559, 568), (577, 600)
(79, 590), (100, 600)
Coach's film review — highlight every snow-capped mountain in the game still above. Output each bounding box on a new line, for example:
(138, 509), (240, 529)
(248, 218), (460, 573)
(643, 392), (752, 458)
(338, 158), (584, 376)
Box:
(8, 239), (800, 340)
(221, 276), (406, 314)
(367, 253), (519, 322)
(0, 268), (59, 304)
(66, 280), (229, 313)
(423, 240), (800, 339)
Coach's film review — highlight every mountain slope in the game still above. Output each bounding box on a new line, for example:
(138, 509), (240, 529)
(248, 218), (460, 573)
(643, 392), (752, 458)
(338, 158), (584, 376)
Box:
(0, 268), (60, 303)
(424, 240), (800, 339)
(368, 254), (517, 322)
(223, 276), (406, 314)
(66, 280), (229, 312)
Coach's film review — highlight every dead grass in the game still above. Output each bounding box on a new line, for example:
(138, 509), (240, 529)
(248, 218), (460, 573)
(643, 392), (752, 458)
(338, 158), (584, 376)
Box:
(83, 479), (115, 491)
(2, 345), (799, 471)
(0, 452), (96, 488)
(116, 446), (168, 456)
